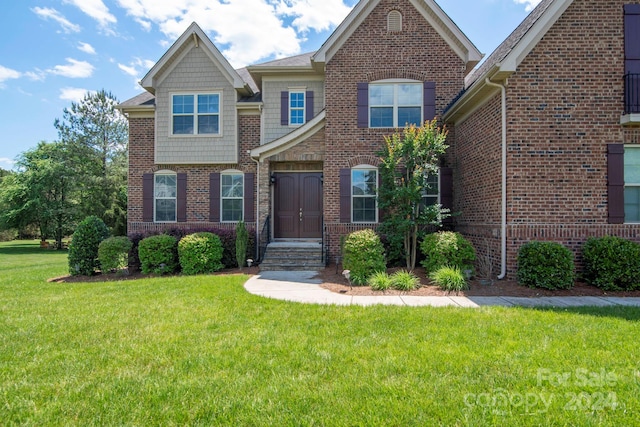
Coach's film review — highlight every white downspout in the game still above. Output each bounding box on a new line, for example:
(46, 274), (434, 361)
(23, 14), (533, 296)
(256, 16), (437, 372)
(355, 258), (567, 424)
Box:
(485, 78), (507, 280)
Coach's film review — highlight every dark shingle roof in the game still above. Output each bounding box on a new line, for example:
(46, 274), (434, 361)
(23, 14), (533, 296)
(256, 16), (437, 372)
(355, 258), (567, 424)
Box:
(118, 91), (155, 108)
(466, 0), (555, 87)
(252, 52), (316, 68)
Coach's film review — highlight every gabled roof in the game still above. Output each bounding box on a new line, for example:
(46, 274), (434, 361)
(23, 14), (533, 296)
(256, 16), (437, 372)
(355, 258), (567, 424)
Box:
(251, 110), (326, 160)
(444, 0), (574, 123)
(247, 52), (319, 92)
(313, 0), (482, 72)
(140, 22), (253, 96)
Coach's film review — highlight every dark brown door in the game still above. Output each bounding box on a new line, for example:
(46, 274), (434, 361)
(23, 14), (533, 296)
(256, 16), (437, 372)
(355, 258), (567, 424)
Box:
(274, 172), (323, 238)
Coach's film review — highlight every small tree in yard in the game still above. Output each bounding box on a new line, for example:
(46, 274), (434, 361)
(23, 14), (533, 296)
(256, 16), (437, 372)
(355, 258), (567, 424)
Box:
(235, 221), (248, 270)
(377, 120), (449, 270)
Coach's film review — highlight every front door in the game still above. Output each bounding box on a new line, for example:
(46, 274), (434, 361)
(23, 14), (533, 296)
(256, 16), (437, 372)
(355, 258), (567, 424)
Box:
(274, 172), (323, 239)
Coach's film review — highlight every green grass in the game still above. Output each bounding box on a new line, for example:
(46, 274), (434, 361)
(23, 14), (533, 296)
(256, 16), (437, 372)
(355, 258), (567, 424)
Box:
(1, 240), (640, 425)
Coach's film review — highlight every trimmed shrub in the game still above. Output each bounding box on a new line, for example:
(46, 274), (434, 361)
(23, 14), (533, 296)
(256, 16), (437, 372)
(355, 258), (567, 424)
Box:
(430, 266), (467, 291)
(178, 232), (224, 275)
(420, 231), (476, 275)
(98, 236), (132, 274)
(68, 216), (110, 276)
(517, 241), (575, 290)
(165, 227), (255, 268)
(138, 235), (178, 275)
(582, 236), (640, 291)
(391, 270), (420, 291)
(368, 271), (392, 291)
(236, 221), (248, 269)
(342, 229), (386, 285)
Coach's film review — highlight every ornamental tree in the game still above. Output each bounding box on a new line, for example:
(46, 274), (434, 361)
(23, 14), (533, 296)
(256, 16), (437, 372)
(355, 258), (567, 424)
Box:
(377, 120), (449, 270)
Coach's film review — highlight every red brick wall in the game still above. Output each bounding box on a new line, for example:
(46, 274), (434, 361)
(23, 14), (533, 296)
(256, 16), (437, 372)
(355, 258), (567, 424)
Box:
(453, 0), (640, 278)
(127, 114), (260, 233)
(323, 0), (467, 258)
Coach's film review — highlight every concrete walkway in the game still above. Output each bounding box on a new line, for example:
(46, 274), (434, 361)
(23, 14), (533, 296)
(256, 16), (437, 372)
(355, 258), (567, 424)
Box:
(244, 271), (640, 308)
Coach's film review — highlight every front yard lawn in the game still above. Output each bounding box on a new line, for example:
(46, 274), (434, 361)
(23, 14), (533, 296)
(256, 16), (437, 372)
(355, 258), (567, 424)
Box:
(1, 240), (639, 425)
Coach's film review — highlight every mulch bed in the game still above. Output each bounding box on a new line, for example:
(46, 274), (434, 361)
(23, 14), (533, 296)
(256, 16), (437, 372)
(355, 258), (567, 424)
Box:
(49, 264), (640, 298)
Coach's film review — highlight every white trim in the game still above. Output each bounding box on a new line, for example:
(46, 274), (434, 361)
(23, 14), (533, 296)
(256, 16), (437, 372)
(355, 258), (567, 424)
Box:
(169, 91), (223, 137)
(288, 89), (306, 127)
(621, 114), (640, 126)
(351, 166), (378, 224)
(313, 0), (482, 69)
(141, 22), (251, 95)
(369, 81), (423, 128)
(251, 110), (326, 160)
(154, 171), (178, 223)
(220, 171), (244, 223)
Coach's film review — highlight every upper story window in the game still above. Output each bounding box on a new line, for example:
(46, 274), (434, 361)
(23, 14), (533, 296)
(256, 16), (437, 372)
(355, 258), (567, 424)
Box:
(369, 81), (422, 128)
(624, 146), (640, 222)
(289, 91), (306, 125)
(155, 172), (177, 222)
(221, 172), (244, 222)
(172, 93), (220, 135)
(352, 166), (378, 223)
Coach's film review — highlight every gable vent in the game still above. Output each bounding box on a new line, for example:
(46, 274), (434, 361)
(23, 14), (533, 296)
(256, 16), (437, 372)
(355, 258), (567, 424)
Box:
(388, 10), (402, 33)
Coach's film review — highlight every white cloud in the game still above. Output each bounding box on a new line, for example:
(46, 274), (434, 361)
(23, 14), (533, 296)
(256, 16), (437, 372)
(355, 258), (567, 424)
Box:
(0, 65), (21, 86)
(0, 157), (16, 170)
(24, 70), (47, 82)
(48, 58), (95, 78)
(118, 58), (155, 89)
(59, 87), (95, 102)
(32, 7), (81, 33)
(115, 0), (354, 67)
(513, 0), (542, 12)
(274, 0), (352, 33)
(63, 0), (117, 34)
(78, 42), (97, 55)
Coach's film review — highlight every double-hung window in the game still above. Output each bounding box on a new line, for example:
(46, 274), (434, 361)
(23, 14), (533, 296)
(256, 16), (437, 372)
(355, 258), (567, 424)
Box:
(155, 173), (177, 222)
(369, 81), (422, 128)
(221, 173), (244, 222)
(352, 167), (378, 222)
(172, 93), (220, 135)
(422, 172), (440, 208)
(624, 147), (640, 222)
(289, 91), (306, 125)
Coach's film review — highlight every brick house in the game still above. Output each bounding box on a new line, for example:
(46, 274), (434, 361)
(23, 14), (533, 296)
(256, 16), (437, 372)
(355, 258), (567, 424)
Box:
(119, 0), (640, 277)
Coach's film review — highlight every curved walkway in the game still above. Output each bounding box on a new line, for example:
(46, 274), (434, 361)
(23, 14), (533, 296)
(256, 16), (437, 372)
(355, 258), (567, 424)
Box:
(244, 271), (640, 308)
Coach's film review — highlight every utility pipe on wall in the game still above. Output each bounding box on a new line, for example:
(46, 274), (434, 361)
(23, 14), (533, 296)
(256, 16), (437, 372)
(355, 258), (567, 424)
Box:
(485, 78), (507, 280)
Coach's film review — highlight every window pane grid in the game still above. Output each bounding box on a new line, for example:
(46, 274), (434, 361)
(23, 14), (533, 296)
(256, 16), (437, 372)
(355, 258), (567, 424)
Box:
(625, 147), (640, 223)
(352, 169), (377, 223)
(221, 174), (243, 222)
(172, 93), (220, 135)
(369, 83), (422, 128)
(289, 92), (305, 125)
(155, 174), (177, 222)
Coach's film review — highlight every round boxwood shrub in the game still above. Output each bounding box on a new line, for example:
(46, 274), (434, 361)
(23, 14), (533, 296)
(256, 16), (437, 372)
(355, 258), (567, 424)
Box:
(582, 236), (640, 291)
(98, 236), (132, 274)
(420, 231), (476, 275)
(68, 216), (110, 276)
(517, 241), (575, 290)
(178, 232), (224, 275)
(138, 234), (178, 275)
(342, 229), (386, 286)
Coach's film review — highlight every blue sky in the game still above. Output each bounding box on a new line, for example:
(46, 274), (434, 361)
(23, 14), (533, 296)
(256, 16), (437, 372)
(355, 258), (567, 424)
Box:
(0, 0), (541, 171)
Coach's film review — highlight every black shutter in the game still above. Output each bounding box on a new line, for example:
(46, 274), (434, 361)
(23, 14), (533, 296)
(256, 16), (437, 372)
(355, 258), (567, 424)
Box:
(440, 167), (453, 211)
(244, 173), (255, 222)
(281, 91), (289, 126)
(424, 81), (436, 122)
(357, 82), (369, 128)
(142, 174), (154, 222)
(306, 91), (314, 122)
(210, 173), (221, 222)
(177, 173), (187, 222)
(340, 169), (352, 223)
(625, 4), (640, 74)
(608, 144), (625, 224)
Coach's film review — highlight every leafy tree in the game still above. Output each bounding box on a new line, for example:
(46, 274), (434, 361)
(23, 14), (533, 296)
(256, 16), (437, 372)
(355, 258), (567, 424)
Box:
(0, 142), (77, 249)
(377, 120), (449, 270)
(54, 89), (128, 234)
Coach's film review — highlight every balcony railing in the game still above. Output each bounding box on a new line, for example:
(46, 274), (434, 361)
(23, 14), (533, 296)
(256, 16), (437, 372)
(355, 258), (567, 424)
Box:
(625, 73), (640, 114)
